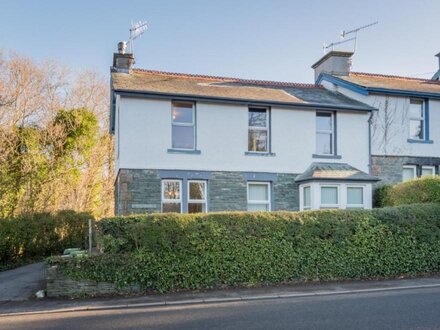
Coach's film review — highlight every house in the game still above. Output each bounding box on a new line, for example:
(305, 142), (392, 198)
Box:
(315, 51), (440, 184)
(110, 45), (380, 215)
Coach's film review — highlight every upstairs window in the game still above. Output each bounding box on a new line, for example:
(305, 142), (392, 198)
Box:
(316, 112), (334, 155)
(247, 182), (271, 211)
(172, 102), (195, 150)
(402, 165), (417, 182)
(248, 108), (269, 152)
(409, 100), (425, 140)
(162, 180), (182, 213)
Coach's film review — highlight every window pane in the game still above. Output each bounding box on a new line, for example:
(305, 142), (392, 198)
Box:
(316, 113), (332, 131)
(347, 187), (363, 205)
(163, 181), (181, 200)
(189, 181), (206, 200)
(321, 187), (338, 204)
(248, 184), (269, 201)
(249, 109), (267, 127)
(409, 101), (423, 118)
(162, 203), (181, 213)
(303, 186), (311, 207)
(188, 203), (206, 213)
(172, 103), (193, 123)
(316, 132), (332, 155)
(402, 168), (415, 182)
(421, 167), (435, 177)
(172, 126), (194, 149)
(409, 119), (423, 140)
(248, 203), (269, 211)
(248, 130), (268, 152)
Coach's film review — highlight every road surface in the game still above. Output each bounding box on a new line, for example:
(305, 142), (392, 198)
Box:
(1, 286), (440, 329)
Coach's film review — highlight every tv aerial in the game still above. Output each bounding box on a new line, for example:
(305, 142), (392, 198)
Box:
(323, 21), (378, 53)
(127, 20), (148, 55)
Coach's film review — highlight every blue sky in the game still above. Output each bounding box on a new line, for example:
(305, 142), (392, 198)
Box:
(1, 0), (439, 83)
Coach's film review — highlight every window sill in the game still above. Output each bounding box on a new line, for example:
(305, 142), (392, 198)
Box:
(407, 139), (433, 144)
(244, 151), (276, 157)
(312, 154), (342, 159)
(167, 148), (201, 155)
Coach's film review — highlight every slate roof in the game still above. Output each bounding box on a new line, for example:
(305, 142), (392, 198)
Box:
(111, 69), (375, 111)
(295, 162), (380, 183)
(336, 72), (440, 95)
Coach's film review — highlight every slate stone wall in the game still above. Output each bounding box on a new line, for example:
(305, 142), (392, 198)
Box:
(46, 265), (139, 298)
(371, 155), (440, 186)
(115, 169), (300, 215)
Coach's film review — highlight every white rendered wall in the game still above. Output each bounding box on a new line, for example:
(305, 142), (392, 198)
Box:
(321, 80), (440, 157)
(115, 96), (371, 174)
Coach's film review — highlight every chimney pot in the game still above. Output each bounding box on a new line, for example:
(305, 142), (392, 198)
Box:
(118, 41), (127, 54)
(113, 42), (134, 73)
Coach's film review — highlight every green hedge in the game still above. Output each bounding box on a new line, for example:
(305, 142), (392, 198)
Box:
(56, 204), (440, 293)
(376, 177), (440, 207)
(0, 211), (91, 270)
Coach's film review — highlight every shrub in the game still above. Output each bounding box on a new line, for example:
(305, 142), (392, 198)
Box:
(0, 210), (91, 270)
(379, 177), (440, 206)
(58, 204), (440, 293)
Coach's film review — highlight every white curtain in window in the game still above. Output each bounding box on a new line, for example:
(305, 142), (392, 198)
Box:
(248, 184), (268, 200)
(303, 186), (311, 207)
(402, 168), (415, 182)
(347, 187), (363, 205)
(321, 187), (338, 204)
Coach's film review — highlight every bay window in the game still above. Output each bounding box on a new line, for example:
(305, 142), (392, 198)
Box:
(346, 186), (365, 208)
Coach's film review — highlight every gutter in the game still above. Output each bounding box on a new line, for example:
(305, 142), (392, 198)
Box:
(368, 111), (373, 175)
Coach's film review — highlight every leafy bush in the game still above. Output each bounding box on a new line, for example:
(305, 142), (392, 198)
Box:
(0, 210), (91, 270)
(377, 177), (440, 206)
(58, 204), (440, 293)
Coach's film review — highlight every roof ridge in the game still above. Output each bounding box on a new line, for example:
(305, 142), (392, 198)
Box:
(132, 68), (322, 89)
(351, 71), (440, 83)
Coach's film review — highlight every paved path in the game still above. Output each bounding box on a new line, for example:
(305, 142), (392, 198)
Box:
(2, 286), (440, 329)
(0, 263), (45, 302)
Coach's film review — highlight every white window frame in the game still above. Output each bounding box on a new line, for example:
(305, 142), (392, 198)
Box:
(302, 185), (311, 210)
(187, 180), (208, 213)
(409, 99), (425, 140)
(346, 185), (366, 209)
(248, 107), (270, 153)
(161, 179), (182, 213)
(247, 182), (271, 211)
(319, 184), (340, 209)
(171, 101), (196, 150)
(316, 111), (335, 156)
(402, 165), (417, 182)
(421, 166), (436, 177)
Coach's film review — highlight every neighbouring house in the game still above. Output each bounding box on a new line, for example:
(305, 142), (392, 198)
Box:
(110, 44), (381, 215)
(315, 51), (440, 185)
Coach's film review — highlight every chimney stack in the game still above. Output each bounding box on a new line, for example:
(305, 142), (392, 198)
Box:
(113, 41), (134, 73)
(311, 51), (354, 82)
